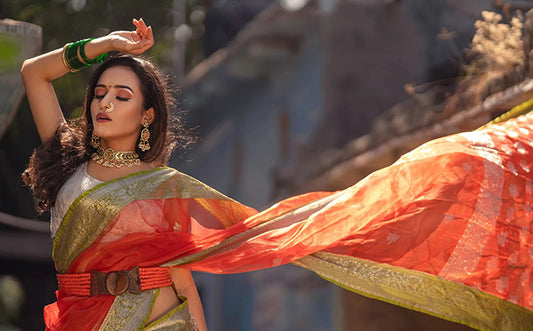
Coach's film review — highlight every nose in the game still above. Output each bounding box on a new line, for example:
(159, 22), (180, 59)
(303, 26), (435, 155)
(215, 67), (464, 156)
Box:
(99, 96), (112, 110)
(100, 102), (113, 110)
(103, 102), (114, 113)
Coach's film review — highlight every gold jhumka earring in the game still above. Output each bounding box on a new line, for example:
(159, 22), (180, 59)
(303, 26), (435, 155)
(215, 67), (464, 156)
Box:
(138, 122), (151, 151)
(91, 131), (101, 149)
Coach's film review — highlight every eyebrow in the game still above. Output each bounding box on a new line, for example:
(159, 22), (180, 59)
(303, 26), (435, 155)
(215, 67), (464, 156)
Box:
(95, 84), (135, 93)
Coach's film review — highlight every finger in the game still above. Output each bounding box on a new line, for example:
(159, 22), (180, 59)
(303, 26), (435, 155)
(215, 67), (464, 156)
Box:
(133, 22), (146, 39)
(132, 18), (140, 30)
(136, 19), (145, 32)
(139, 20), (149, 38)
(133, 19), (147, 38)
(146, 26), (154, 42)
(130, 31), (140, 42)
(138, 27), (146, 40)
(132, 19), (141, 30)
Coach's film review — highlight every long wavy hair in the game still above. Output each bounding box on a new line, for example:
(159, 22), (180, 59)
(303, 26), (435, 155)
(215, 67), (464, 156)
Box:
(23, 55), (189, 212)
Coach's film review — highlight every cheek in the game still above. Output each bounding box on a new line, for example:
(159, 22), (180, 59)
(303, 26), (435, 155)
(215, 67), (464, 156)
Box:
(90, 99), (99, 117)
(115, 108), (143, 129)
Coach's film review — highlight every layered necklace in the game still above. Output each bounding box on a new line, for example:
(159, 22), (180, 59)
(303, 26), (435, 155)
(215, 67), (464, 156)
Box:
(91, 146), (141, 168)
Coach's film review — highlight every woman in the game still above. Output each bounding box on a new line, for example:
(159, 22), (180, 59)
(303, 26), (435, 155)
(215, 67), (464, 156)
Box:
(22, 19), (533, 331)
(21, 19), (218, 330)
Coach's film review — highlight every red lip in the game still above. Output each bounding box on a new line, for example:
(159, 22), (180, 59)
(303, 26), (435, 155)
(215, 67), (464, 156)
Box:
(96, 112), (112, 122)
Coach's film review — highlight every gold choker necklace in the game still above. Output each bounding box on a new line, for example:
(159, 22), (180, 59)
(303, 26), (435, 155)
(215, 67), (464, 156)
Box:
(91, 147), (141, 168)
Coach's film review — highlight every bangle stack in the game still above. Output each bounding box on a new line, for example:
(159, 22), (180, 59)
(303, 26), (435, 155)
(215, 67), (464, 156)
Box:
(62, 38), (108, 72)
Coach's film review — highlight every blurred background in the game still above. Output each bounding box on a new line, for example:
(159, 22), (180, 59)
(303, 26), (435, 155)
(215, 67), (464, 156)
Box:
(1, 0), (532, 330)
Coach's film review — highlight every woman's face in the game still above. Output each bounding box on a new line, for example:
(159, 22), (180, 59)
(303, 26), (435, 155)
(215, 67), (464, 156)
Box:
(91, 65), (152, 150)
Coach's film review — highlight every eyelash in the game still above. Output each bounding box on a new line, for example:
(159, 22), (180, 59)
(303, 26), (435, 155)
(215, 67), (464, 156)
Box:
(94, 95), (130, 101)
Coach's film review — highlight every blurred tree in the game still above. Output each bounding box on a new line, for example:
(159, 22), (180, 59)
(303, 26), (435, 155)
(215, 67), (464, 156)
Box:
(0, 275), (24, 330)
(1, 0), (176, 115)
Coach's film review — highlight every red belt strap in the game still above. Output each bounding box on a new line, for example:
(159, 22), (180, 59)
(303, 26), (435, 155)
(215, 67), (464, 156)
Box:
(57, 266), (172, 296)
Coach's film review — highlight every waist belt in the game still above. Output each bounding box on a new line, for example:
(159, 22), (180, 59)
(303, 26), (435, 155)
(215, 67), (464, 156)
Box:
(57, 266), (172, 296)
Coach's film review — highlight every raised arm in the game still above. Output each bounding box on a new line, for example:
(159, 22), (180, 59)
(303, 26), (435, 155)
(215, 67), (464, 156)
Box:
(20, 18), (154, 143)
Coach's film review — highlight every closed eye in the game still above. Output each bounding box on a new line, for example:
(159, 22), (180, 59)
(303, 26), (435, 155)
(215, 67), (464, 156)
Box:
(116, 96), (130, 101)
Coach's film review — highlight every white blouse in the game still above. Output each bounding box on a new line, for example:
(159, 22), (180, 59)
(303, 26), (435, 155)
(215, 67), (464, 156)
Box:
(50, 162), (103, 238)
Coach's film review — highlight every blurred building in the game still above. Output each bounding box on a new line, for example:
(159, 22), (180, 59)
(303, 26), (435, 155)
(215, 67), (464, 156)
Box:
(173, 0), (532, 330)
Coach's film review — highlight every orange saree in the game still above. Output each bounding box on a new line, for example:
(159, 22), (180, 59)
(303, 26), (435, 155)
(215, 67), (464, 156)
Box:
(45, 112), (533, 330)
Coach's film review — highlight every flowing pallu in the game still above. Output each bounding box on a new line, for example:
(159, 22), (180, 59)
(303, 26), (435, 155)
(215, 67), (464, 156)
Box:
(46, 113), (533, 331)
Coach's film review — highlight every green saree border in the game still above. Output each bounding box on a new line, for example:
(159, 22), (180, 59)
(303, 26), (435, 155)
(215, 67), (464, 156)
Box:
(293, 251), (533, 331)
(143, 296), (196, 331)
(98, 289), (157, 330)
(53, 167), (236, 273)
(97, 288), (195, 330)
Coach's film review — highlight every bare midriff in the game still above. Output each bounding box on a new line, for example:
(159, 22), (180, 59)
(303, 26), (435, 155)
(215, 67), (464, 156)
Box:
(147, 286), (180, 324)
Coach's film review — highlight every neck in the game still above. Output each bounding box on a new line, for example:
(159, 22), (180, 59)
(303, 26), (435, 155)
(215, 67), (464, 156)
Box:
(100, 137), (137, 152)
(92, 146), (141, 168)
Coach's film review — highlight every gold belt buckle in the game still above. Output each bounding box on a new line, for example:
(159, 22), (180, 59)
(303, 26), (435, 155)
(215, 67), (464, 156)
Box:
(90, 266), (142, 296)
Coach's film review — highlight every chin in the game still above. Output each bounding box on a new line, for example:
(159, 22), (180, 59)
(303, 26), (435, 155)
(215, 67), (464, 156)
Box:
(93, 125), (113, 136)
(92, 128), (104, 137)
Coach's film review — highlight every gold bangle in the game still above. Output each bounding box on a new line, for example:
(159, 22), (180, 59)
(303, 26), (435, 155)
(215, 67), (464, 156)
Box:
(61, 43), (78, 72)
(77, 45), (87, 65)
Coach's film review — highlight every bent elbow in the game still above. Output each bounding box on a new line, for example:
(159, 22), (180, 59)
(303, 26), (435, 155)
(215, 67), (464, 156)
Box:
(20, 59), (33, 78)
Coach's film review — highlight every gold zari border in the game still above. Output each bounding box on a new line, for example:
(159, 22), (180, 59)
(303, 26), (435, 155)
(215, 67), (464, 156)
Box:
(53, 168), (237, 273)
(293, 251), (533, 331)
(98, 290), (156, 330)
(98, 290), (195, 331)
(143, 296), (196, 331)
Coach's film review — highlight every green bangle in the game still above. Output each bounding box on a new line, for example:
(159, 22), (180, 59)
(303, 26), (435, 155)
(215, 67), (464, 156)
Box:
(62, 38), (108, 72)
(79, 38), (108, 64)
(65, 41), (87, 71)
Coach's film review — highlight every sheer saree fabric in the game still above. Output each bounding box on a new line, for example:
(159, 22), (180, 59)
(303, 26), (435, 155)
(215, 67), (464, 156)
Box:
(46, 168), (259, 330)
(46, 113), (533, 330)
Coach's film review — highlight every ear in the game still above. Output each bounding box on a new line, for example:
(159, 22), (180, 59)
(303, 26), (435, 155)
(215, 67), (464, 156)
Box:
(143, 107), (155, 125)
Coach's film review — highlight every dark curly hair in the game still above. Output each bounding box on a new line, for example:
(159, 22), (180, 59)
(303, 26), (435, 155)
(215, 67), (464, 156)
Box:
(23, 54), (190, 212)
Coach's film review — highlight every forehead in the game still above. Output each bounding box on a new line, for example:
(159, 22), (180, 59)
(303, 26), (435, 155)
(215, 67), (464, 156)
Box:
(96, 66), (141, 91)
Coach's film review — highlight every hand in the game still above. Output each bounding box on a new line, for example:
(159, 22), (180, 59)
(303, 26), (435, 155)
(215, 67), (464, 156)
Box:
(108, 18), (154, 55)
